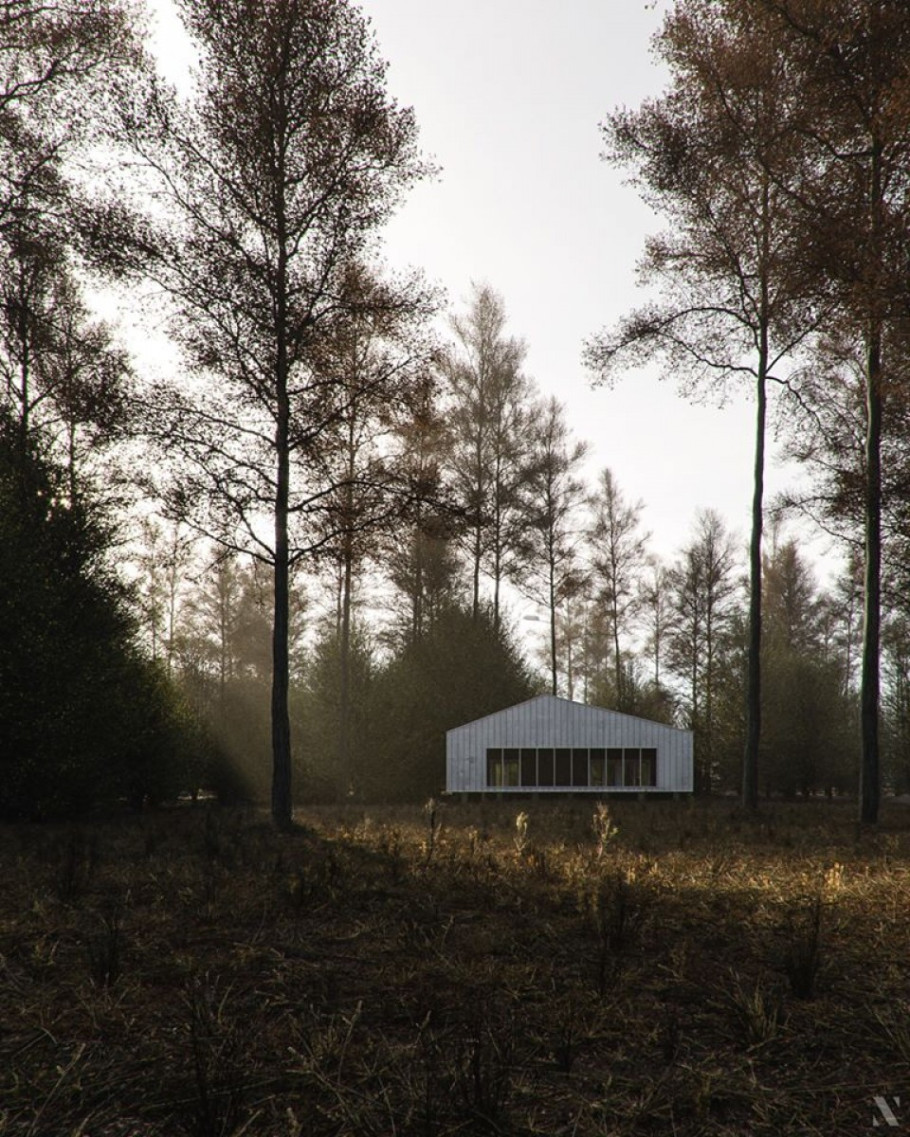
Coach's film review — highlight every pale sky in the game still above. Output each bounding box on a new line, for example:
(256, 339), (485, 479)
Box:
(146, 0), (835, 576)
(364, 0), (829, 568)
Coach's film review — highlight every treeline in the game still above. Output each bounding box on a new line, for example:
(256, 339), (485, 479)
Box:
(128, 282), (900, 804)
(4, 0), (910, 820)
(138, 420), (882, 805)
(586, 1), (910, 821)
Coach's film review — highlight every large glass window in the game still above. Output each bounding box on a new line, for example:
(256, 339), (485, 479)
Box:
(486, 745), (656, 788)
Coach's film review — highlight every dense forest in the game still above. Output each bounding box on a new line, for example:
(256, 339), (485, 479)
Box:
(3, 0), (910, 823)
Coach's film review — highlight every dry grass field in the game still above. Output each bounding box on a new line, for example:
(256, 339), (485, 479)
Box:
(2, 796), (910, 1135)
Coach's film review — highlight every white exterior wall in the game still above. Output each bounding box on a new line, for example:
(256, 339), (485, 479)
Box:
(446, 694), (693, 793)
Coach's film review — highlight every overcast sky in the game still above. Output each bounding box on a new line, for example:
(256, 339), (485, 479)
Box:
(364, 0), (831, 567)
(148, 0), (834, 575)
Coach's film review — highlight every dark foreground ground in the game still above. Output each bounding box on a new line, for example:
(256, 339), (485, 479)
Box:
(2, 797), (909, 1135)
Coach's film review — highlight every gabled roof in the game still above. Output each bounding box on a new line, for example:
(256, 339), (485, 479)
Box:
(448, 693), (690, 736)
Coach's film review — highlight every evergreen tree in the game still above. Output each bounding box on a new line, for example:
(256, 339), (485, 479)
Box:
(521, 397), (589, 696)
(587, 467), (650, 711)
(665, 510), (741, 793)
(760, 538), (855, 796)
(368, 604), (536, 801)
(442, 284), (537, 627)
(0, 420), (192, 818)
(301, 620), (375, 800)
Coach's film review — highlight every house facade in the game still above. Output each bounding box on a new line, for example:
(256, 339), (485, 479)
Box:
(446, 694), (693, 794)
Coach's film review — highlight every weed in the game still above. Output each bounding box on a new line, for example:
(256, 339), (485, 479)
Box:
(200, 808), (239, 868)
(708, 851), (735, 879)
(285, 849), (341, 909)
(422, 797), (441, 866)
(726, 971), (785, 1047)
(781, 893), (825, 999)
(378, 826), (406, 882)
(592, 802), (619, 859)
(53, 828), (98, 903)
(398, 903), (455, 954)
(658, 1005), (681, 1063)
(181, 975), (247, 1137)
(455, 1016), (513, 1129)
(872, 998), (910, 1063)
(528, 845), (549, 878)
(284, 1106), (304, 1137)
(823, 860), (845, 894)
(583, 870), (646, 994)
(292, 1000), (364, 1082)
(19, 1041), (88, 1136)
(513, 810), (530, 857)
(84, 904), (125, 988)
(546, 991), (608, 1075)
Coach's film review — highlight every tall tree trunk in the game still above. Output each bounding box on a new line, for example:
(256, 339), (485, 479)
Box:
(335, 562), (343, 635)
(492, 453), (502, 633)
(218, 572), (227, 712)
(566, 614), (575, 701)
(861, 318), (882, 825)
(271, 132), (294, 829)
(338, 418), (356, 796)
(743, 167), (771, 812)
(691, 619), (700, 792)
(472, 523), (481, 622)
(860, 138), (884, 827)
(743, 364), (766, 811)
(271, 333), (293, 829)
(609, 538), (623, 706)
(843, 566), (857, 699)
(413, 520), (424, 641)
(612, 612), (622, 707)
(67, 417), (78, 506)
(339, 537), (353, 796)
(705, 601), (714, 796)
(165, 532), (181, 680)
(492, 528), (502, 634)
(17, 298), (31, 473)
(549, 557), (558, 696)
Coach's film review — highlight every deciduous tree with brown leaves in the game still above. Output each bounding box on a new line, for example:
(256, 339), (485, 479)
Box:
(757, 0), (910, 823)
(123, 0), (430, 827)
(585, 0), (829, 811)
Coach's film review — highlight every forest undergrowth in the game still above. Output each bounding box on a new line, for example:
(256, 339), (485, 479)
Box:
(2, 797), (909, 1135)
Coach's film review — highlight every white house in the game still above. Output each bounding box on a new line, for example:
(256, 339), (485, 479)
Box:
(446, 694), (693, 795)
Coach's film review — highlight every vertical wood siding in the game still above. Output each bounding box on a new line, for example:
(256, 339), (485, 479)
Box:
(446, 694), (694, 793)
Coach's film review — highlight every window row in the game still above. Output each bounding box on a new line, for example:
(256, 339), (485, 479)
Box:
(486, 747), (657, 789)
